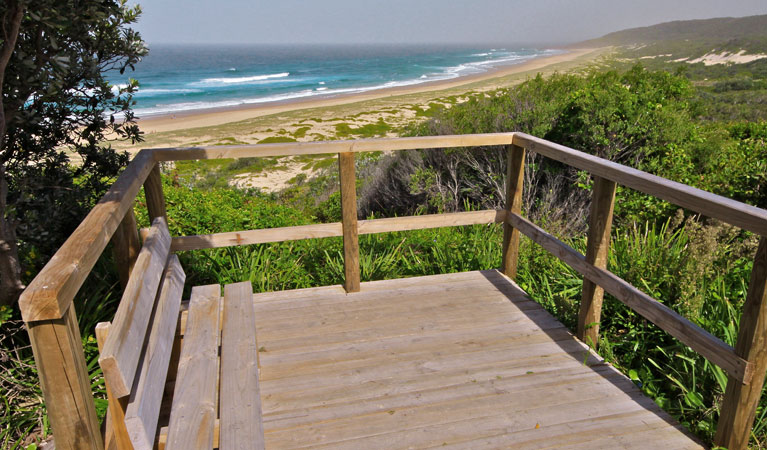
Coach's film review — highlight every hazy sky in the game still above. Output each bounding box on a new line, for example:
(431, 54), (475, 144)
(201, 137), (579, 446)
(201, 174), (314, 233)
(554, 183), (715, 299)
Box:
(135, 1), (767, 45)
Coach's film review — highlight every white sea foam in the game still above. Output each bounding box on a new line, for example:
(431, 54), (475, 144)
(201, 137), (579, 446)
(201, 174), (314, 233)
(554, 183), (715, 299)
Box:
(137, 88), (202, 95)
(472, 52), (491, 57)
(191, 72), (290, 86)
(316, 87), (328, 91)
(318, 81), (326, 85)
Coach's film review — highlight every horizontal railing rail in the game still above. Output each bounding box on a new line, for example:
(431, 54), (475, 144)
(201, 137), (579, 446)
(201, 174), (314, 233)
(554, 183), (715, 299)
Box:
(17, 132), (767, 450)
(513, 133), (767, 236)
(507, 211), (751, 382)
(149, 133), (517, 161)
(170, 210), (507, 252)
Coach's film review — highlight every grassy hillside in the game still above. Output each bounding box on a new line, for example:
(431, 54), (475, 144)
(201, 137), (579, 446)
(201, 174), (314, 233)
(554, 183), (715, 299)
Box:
(578, 14), (767, 58)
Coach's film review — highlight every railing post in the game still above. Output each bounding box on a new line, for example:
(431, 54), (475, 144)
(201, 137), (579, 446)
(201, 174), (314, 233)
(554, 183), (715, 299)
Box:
(577, 176), (617, 348)
(27, 305), (104, 450)
(501, 144), (525, 279)
(338, 152), (360, 292)
(144, 163), (167, 222)
(715, 237), (767, 450)
(111, 207), (141, 289)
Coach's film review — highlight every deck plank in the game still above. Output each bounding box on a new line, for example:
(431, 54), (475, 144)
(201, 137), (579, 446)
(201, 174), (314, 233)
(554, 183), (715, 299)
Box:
(220, 282), (265, 450)
(165, 285), (220, 450)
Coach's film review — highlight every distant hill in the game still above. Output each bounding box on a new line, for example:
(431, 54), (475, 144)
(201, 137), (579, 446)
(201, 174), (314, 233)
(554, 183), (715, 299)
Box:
(580, 15), (767, 46)
(575, 15), (767, 60)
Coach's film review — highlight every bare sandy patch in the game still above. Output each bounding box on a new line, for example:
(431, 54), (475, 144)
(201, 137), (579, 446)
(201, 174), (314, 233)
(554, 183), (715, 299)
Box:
(229, 160), (311, 192)
(687, 50), (767, 65)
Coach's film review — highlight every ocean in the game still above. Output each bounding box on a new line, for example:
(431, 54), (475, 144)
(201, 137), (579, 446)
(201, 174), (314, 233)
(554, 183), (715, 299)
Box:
(108, 44), (562, 117)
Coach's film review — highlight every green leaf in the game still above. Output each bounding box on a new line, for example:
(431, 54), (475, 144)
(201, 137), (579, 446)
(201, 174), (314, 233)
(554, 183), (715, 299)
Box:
(684, 391), (704, 408)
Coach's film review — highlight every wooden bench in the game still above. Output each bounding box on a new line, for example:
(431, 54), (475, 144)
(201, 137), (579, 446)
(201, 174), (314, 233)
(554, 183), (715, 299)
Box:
(95, 217), (265, 449)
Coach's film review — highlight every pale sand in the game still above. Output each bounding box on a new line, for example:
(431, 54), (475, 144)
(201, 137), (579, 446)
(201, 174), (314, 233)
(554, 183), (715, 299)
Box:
(137, 48), (605, 135)
(685, 50), (767, 66)
(229, 160), (308, 192)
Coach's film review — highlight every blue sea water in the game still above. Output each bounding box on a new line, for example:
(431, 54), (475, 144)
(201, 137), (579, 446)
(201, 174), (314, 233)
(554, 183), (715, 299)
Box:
(108, 44), (562, 117)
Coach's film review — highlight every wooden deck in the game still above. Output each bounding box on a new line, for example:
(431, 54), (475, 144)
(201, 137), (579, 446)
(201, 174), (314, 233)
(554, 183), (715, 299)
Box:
(251, 270), (703, 449)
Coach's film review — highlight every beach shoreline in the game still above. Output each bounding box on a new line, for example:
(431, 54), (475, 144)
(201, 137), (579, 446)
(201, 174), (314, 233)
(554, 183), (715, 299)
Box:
(137, 48), (605, 134)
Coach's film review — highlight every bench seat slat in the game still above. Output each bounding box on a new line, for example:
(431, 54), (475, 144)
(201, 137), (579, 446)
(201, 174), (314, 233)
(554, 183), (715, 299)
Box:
(165, 284), (221, 450)
(95, 323), (132, 450)
(124, 255), (185, 449)
(99, 217), (172, 398)
(220, 281), (264, 450)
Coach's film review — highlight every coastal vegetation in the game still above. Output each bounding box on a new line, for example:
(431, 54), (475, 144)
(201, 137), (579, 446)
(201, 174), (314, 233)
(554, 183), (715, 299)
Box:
(3, 12), (767, 449)
(0, 0), (146, 306)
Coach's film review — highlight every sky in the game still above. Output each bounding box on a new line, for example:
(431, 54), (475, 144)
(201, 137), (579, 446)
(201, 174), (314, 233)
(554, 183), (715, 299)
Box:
(134, 0), (767, 46)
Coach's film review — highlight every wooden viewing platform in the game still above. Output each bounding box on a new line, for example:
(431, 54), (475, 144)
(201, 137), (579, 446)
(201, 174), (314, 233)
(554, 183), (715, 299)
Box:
(249, 270), (700, 448)
(17, 133), (767, 449)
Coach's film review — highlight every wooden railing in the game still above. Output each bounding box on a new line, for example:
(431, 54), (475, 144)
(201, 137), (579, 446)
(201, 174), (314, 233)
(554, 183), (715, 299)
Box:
(18, 132), (767, 450)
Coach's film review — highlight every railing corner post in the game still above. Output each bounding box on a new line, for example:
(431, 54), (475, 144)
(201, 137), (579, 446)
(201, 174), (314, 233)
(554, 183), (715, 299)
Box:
(111, 207), (141, 289)
(577, 176), (617, 349)
(715, 237), (767, 450)
(144, 163), (167, 223)
(27, 305), (104, 450)
(502, 144), (525, 279)
(338, 152), (360, 293)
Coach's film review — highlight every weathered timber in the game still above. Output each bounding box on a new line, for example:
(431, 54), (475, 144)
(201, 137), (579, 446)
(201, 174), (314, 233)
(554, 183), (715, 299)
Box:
(501, 144), (525, 278)
(165, 285), (221, 450)
(170, 211), (505, 252)
(27, 305), (103, 450)
(715, 238), (767, 450)
(112, 208), (141, 289)
(506, 212), (751, 384)
(513, 132), (767, 236)
(220, 282), (265, 449)
(149, 133), (516, 161)
(95, 322), (132, 450)
(171, 223), (343, 252)
(144, 164), (166, 222)
(253, 271), (702, 449)
(99, 218), (171, 398)
(19, 149), (155, 322)
(577, 176), (617, 348)
(124, 256), (185, 450)
(339, 152), (360, 293)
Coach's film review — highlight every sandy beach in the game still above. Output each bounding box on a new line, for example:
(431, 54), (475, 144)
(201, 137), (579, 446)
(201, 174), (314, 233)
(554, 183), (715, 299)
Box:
(119, 47), (609, 192)
(136, 48), (606, 135)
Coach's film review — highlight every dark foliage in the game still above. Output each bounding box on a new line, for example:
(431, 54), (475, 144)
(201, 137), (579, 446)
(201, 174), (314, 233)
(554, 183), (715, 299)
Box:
(0, 0), (147, 305)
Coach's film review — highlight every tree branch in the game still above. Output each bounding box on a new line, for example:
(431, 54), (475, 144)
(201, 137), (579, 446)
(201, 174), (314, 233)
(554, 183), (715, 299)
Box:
(0, 0), (25, 152)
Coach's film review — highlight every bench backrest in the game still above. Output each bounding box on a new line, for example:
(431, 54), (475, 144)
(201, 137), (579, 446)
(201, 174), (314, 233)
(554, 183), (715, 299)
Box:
(97, 217), (186, 450)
